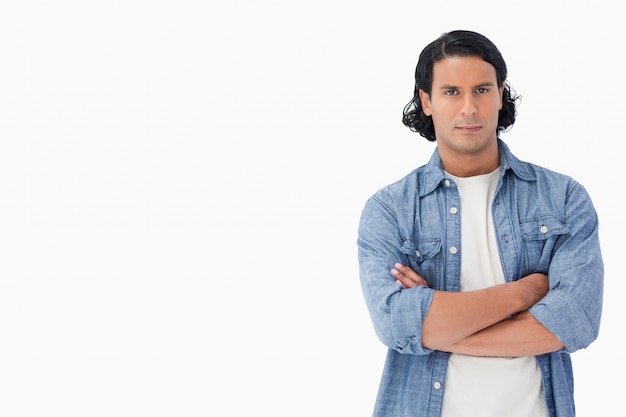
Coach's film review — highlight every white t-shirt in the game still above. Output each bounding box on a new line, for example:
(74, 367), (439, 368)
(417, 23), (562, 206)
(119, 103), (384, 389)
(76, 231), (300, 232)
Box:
(441, 168), (548, 417)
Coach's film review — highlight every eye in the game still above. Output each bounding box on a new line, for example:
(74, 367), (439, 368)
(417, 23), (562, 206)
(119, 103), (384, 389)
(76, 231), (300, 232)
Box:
(444, 89), (458, 96)
(476, 87), (489, 94)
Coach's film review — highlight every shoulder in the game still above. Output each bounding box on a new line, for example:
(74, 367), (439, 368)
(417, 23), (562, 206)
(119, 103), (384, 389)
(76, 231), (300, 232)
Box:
(501, 142), (579, 190)
(507, 159), (596, 219)
(370, 166), (425, 203)
(522, 160), (576, 185)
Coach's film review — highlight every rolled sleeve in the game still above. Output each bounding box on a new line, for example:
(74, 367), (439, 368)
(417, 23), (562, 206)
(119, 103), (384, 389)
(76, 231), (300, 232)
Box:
(358, 195), (435, 355)
(529, 182), (603, 352)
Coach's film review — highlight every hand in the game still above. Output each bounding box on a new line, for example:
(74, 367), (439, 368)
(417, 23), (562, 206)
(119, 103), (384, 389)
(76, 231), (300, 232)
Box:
(391, 263), (429, 288)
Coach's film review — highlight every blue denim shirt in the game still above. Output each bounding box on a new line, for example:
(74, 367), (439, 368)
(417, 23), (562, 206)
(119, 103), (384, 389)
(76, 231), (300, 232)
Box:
(357, 140), (603, 417)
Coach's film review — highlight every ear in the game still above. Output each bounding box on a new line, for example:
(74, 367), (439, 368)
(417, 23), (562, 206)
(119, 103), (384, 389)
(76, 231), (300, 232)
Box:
(419, 89), (432, 116)
(498, 83), (505, 110)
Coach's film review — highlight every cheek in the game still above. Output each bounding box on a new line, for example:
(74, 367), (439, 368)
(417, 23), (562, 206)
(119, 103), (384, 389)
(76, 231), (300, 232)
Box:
(430, 104), (452, 124)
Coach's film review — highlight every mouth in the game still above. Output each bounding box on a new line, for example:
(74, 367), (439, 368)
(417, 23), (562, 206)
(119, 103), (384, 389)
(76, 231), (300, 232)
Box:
(456, 125), (482, 133)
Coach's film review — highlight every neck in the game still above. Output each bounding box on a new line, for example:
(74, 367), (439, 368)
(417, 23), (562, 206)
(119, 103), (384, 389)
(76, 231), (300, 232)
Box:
(439, 141), (500, 178)
(442, 156), (500, 177)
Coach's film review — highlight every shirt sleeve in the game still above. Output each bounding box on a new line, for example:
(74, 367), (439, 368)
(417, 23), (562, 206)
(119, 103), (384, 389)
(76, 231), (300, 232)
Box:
(357, 193), (435, 355)
(529, 181), (604, 353)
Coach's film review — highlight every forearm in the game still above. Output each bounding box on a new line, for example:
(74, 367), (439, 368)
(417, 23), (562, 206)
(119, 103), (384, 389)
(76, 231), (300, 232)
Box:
(441, 311), (564, 357)
(422, 281), (529, 349)
(392, 264), (549, 351)
(421, 273), (549, 350)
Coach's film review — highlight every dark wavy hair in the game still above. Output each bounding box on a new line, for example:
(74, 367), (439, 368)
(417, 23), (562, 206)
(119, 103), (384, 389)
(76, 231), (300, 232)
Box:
(402, 30), (520, 141)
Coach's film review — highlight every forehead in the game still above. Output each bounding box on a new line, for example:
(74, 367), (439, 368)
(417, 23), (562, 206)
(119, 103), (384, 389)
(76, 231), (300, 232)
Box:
(432, 56), (498, 86)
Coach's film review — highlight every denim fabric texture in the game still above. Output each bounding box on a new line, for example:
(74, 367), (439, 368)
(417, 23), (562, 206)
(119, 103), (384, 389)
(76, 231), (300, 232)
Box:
(357, 139), (603, 417)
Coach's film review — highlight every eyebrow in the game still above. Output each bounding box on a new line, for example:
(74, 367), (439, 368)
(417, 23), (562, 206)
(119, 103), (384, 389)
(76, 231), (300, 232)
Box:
(439, 81), (497, 90)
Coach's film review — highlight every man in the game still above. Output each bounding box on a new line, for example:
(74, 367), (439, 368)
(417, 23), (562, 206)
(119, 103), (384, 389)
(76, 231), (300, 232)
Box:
(357, 30), (603, 417)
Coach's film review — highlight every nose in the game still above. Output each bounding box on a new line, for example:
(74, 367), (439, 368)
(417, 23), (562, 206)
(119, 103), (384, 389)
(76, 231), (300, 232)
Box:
(461, 94), (477, 117)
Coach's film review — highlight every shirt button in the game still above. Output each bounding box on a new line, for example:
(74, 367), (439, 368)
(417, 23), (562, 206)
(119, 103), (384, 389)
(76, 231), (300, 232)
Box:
(450, 207), (458, 214)
(540, 225), (548, 234)
(415, 250), (421, 257)
(449, 247), (458, 254)
(444, 180), (451, 187)
(433, 381), (442, 390)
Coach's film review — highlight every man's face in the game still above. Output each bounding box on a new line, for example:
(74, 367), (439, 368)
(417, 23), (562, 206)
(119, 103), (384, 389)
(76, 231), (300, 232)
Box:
(419, 56), (504, 170)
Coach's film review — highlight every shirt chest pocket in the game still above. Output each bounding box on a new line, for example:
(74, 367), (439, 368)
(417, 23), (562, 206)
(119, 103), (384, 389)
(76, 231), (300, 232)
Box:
(520, 215), (569, 273)
(401, 237), (442, 288)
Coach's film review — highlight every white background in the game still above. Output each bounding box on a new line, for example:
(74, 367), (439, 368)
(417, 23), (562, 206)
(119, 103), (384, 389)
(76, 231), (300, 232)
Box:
(0, 1), (622, 416)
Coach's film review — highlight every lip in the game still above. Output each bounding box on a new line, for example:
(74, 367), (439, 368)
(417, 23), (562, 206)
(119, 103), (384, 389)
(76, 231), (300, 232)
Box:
(456, 125), (482, 133)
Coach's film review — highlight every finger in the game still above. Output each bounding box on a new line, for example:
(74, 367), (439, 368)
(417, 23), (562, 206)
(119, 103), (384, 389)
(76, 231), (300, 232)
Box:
(394, 262), (418, 276)
(393, 263), (426, 282)
(391, 267), (428, 288)
(391, 267), (413, 280)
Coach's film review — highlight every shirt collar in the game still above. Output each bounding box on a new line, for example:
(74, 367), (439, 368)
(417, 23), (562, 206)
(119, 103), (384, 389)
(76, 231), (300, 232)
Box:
(419, 139), (536, 197)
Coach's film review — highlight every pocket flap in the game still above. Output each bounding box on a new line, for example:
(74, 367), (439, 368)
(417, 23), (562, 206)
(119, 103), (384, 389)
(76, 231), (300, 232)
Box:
(401, 237), (441, 260)
(521, 216), (568, 240)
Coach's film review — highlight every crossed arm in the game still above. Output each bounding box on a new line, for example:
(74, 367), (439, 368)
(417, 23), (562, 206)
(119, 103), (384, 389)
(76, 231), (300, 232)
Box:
(391, 263), (565, 357)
